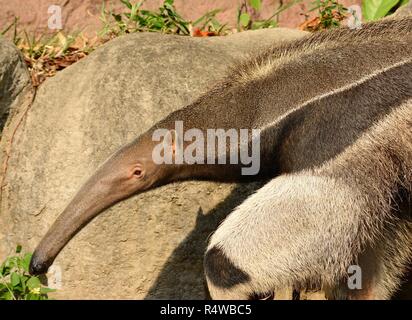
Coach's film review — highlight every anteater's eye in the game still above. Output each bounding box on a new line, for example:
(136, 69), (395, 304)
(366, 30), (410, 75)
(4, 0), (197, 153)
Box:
(133, 168), (143, 177)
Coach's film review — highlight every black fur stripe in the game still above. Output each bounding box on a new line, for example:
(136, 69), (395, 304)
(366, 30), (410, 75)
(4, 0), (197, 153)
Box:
(204, 246), (250, 288)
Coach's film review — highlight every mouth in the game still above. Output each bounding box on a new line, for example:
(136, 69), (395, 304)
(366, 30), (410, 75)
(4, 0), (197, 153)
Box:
(29, 253), (52, 275)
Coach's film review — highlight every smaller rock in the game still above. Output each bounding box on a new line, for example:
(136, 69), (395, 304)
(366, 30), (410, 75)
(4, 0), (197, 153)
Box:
(0, 38), (31, 131)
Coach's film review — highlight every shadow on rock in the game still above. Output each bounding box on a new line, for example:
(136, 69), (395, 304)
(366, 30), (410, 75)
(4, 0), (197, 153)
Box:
(144, 182), (264, 300)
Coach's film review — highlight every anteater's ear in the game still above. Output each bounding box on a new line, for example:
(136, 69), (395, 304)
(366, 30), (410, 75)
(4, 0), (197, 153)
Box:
(152, 126), (185, 165)
(167, 129), (177, 155)
(169, 129), (183, 163)
(163, 129), (183, 163)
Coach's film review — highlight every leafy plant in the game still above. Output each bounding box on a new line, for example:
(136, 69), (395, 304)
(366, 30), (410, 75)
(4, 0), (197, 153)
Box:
(236, 0), (303, 31)
(0, 245), (55, 300)
(1, 18), (94, 87)
(301, 0), (348, 31)
(314, 0), (347, 29)
(191, 9), (228, 36)
(363, 0), (410, 21)
(99, 0), (228, 37)
(1, 17), (21, 45)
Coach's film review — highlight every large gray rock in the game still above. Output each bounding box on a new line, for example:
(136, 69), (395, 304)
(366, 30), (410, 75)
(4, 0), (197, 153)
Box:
(0, 28), (306, 299)
(0, 37), (31, 131)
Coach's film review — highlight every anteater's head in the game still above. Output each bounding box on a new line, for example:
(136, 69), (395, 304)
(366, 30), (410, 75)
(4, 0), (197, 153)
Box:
(29, 135), (175, 275)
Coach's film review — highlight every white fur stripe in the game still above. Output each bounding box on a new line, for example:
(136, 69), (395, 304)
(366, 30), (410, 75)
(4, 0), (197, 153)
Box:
(260, 58), (412, 133)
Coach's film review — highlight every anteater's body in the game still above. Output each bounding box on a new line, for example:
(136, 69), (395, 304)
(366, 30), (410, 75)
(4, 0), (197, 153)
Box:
(30, 17), (412, 299)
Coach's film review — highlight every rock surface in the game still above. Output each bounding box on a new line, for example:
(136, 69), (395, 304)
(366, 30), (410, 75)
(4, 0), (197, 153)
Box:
(0, 28), (306, 299)
(0, 37), (31, 131)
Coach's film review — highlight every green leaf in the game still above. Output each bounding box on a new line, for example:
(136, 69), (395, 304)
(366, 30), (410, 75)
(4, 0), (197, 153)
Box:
(192, 9), (221, 27)
(362, 0), (400, 21)
(250, 0), (262, 11)
(252, 19), (277, 29)
(112, 13), (123, 23)
(22, 253), (32, 273)
(3, 257), (18, 273)
(0, 291), (13, 300)
(40, 287), (56, 294)
(11, 272), (20, 287)
(26, 276), (41, 289)
(400, 0), (410, 5)
(0, 283), (7, 293)
(239, 13), (251, 27)
(20, 275), (28, 292)
(130, 4), (140, 20)
(16, 245), (22, 254)
(25, 293), (40, 300)
(120, 0), (132, 10)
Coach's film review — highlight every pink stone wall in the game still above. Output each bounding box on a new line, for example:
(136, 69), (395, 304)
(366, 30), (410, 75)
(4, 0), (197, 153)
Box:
(0, 0), (361, 37)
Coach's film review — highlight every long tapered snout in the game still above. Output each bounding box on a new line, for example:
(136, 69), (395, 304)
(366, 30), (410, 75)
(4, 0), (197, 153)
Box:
(29, 176), (118, 275)
(29, 140), (160, 275)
